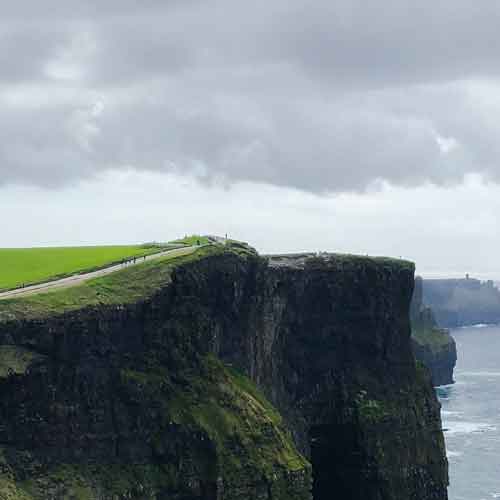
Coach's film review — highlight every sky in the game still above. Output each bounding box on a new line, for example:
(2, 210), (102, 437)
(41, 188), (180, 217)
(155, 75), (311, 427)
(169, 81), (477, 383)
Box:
(2, 1), (500, 277)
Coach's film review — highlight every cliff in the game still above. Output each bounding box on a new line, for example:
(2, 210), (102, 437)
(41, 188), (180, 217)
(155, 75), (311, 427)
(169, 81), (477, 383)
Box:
(0, 244), (448, 500)
(422, 277), (500, 327)
(411, 277), (457, 386)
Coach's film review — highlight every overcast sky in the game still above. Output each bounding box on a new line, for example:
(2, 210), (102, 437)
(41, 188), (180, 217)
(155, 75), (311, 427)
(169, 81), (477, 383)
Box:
(2, 1), (500, 277)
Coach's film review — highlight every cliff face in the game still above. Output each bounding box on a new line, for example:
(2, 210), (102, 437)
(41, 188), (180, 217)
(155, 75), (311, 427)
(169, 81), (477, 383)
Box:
(0, 247), (448, 500)
(423, 277), (500, 327)
(412, 334), (456, 387)
(411, 277), (457, 386)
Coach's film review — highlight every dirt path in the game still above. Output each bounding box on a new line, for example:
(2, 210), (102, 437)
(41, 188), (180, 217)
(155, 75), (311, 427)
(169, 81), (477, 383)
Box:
(0, 246), (197, 301)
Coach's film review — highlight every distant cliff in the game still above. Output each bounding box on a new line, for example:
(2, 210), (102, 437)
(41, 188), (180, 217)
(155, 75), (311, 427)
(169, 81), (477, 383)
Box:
(411, 277), (457, 386)
(423, 277), (500, 327)
(0, 244), (448, 500)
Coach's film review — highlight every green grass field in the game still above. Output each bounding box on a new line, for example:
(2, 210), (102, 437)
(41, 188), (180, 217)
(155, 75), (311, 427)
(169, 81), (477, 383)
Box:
(0, 245), (166, 292)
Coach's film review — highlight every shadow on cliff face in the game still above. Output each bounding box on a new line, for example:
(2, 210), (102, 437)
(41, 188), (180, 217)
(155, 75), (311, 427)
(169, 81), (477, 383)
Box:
(251, 255), (449, 500)
(310, 424), (363, 499)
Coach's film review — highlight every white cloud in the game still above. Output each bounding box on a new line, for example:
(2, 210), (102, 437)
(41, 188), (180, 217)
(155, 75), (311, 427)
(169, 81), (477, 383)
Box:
(436, 135), (460, 155)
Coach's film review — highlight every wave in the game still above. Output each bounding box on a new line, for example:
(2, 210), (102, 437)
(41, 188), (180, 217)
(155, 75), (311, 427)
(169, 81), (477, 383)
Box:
(459, 371), (500, 377)
(441, 410), (463, 417)
(458, 323), (497, 329)
(436, 382), (455, 388)
(446, 450), (463, 458)
(444, 421), (496, 436)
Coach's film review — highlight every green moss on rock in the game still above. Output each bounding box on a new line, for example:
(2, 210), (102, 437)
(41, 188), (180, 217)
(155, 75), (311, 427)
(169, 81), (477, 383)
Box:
(15, 464), (179, 500)
(0, 354), (310, 499)
(0, 477), (33, 500)
(355, 391), (391, 424)
(412, 327), (454, 354)
(122, 355), (310, 497)
(0, 346), (46, 378)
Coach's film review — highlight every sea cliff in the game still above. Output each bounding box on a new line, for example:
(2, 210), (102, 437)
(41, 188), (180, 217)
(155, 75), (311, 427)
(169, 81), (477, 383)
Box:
(411, 277), (457, 386)
(423, 277), (500, 327)
(0, 244), (448, 499)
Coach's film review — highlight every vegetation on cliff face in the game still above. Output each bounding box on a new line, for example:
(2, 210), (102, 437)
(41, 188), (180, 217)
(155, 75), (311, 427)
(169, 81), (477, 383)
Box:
(412, 325), (454, 354)
(127, 355), (309, 491)
(0, 354), (308, 500)
(0, 346), (46, 377)
(412, 307), (454, 355)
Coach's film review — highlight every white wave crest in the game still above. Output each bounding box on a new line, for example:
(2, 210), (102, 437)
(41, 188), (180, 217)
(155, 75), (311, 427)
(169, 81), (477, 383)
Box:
(444, 421), (496, 435)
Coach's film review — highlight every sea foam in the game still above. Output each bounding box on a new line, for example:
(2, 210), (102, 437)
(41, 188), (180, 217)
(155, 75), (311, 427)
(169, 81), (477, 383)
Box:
(445, 421), (496, 436)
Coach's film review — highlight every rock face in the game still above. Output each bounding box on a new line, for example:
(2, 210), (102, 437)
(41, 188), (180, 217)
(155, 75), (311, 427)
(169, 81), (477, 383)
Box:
(411, 277), (457, 386)
(422, 277), (500, 327)
(412, 335), (456, 387)
(0, 246), (448, 499)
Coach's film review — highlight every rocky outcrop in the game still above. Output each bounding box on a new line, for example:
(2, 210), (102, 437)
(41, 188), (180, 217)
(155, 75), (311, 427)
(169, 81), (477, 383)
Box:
(0, 245), (448, 499)
(412, 333), (457, 387)
(422, 277), (500, 327)
(411, 277), (457, 386)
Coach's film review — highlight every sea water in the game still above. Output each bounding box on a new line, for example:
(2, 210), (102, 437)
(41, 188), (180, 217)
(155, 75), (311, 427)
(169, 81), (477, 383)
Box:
(437, 325), (500, 500)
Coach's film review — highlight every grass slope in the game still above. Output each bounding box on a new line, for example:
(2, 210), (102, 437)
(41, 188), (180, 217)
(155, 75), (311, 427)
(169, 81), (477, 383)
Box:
(0, 245), (166, 292)
(0, 246), (220, 322)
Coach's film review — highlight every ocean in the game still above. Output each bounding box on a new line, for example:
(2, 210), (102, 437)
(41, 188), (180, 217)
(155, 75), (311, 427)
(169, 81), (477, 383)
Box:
(437, 325), (500, 500)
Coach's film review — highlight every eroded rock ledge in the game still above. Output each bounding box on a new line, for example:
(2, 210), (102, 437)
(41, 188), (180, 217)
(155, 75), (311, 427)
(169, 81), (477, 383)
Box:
(0, 246), (448, 499)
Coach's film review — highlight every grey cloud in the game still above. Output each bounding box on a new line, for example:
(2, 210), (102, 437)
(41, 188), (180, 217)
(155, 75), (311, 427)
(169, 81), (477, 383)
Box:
(0, 26), (70, 83)
(0, 1), (190, 20)
(85, 87), (467, 193)
(0, 103), (96, 187)
(1, 0), (500, 192)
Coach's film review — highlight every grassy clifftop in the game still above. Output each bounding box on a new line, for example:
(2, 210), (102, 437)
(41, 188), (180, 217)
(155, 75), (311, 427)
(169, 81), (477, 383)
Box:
(0, 244), (169, 292)
(0, 242), (257, 323)
(0, 246), (213, 322)
(0, 243), (413, 324)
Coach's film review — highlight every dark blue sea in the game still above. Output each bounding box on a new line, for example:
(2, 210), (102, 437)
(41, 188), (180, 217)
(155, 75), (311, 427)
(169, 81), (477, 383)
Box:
(437, 325), (500, 500)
